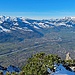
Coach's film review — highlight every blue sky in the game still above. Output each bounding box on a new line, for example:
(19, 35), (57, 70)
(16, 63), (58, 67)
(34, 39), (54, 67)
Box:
(0, 0), (75, 19)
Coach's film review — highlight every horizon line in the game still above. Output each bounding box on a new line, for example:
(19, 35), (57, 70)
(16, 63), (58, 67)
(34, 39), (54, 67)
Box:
(0, 12), (75, 20)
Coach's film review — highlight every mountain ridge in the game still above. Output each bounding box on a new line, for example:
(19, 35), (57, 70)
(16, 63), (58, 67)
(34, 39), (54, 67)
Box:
(0, 16), (75, 42)
(0, 16), (75, 33)
(0, 16), (75, 67)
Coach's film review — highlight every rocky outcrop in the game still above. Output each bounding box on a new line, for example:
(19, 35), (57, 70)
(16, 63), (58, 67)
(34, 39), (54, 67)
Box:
(65, 52), (72, 60)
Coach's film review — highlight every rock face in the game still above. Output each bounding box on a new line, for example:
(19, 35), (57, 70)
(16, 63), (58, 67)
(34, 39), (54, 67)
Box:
(65, 52), (72, 60)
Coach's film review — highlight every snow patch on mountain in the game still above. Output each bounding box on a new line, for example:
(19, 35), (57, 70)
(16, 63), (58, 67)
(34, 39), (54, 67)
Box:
(0, 26), (10, 32)
(22, 20), (31, 24)
(34, 25), (40, 29)
(13, 22), (19, 26)
(0, 21), (3, 24)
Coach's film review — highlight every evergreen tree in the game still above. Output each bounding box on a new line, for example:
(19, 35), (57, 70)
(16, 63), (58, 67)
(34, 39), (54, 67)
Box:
(22, 52), (62, 75)
(6, 72), (11, 75)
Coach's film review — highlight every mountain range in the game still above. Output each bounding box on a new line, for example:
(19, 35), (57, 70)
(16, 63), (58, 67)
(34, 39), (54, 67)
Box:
(0, 16), (75, 42)
(0, 16), (75, 67)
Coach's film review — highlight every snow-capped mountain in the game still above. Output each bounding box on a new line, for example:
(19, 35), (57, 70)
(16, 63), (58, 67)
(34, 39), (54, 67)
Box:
(0, 16), (75, 42)
(0, 16), (75, 33)
(1, 16), (75, 67)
